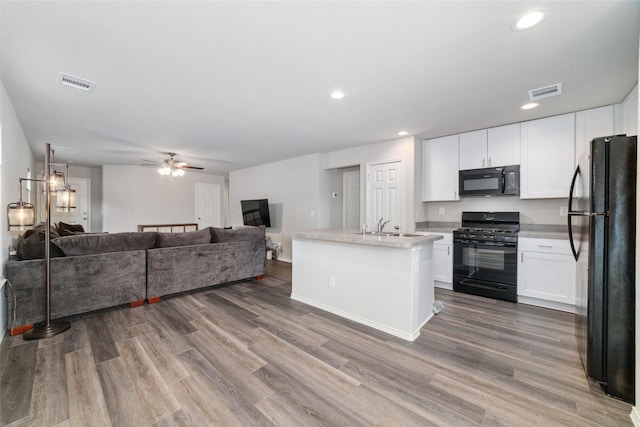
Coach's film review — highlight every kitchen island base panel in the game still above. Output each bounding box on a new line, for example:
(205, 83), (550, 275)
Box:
(291, 238), (434, 341)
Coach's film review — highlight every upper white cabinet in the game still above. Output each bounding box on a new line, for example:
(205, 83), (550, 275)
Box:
(458, 129), (488, 170)
(422, 135), (459, 201)
(459, 124), (521, 170)
(520, 113), (575, 199)
(575, 105), (614, 164)
(487, 123), (521, 167)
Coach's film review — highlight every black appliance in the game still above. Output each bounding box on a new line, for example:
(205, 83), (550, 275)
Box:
(568, 135), (636, 403)
(459, 165), (520, 197)
(241, 199), (271, 227)
(453, 211), (519, 302)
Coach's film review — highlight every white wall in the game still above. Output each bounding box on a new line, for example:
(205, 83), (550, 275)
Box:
(229, 153), (322, 262)
(102, 165), (227, 232)
(323, 136), (417, 231)
(1, 80), (35, 342)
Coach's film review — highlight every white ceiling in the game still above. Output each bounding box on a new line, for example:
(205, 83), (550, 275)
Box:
(2, 1), (639, 175)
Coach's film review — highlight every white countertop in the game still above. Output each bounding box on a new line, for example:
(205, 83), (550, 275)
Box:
(287, 229), (443, 249)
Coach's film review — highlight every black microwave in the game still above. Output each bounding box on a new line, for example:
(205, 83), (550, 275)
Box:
(459, 165), (520, 197)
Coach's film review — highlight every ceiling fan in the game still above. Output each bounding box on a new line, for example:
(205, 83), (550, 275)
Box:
(141, 152), (205, 177)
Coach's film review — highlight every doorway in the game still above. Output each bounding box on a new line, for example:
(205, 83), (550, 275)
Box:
(195, 183), (221, 229)
(343, 171), (360, 230)
(367, 160), (404, 231)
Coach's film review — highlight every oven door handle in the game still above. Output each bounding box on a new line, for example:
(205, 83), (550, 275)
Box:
(454, 240), (516, 248)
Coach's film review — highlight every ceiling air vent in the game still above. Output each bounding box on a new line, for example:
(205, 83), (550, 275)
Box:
(528, 83), (562, 101)
(59, 72), (96, 91)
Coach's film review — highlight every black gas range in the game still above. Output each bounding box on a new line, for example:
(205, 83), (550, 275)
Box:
(452, 212), (520, 302)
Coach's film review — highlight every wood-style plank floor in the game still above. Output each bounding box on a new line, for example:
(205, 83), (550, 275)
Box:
(1, 260), (632, 426)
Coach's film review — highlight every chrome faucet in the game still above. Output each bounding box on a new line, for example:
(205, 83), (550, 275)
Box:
(377, 218), (391, 234)
(362, 224), (368, 236)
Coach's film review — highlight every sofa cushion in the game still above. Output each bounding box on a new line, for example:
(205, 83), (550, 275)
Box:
(57, 221), (85, 236)
(210, 226), (265, 243)
(154, 228), (212, 248)
(52, 232), (157, 256)
(17, 231), (65, 260)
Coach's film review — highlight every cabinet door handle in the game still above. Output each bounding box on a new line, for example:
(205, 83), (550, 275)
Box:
(521, 253), (523, 263)
(537, 245), (553, 248)
(482, 158), (485, 167)
(447, 247), (450, 255)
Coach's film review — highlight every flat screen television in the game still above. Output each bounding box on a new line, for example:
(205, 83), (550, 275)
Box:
(241, 199), (271, 227)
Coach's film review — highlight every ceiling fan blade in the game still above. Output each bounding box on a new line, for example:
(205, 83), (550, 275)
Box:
(141, 159), (162, 165)
(182, 165), (205, 170)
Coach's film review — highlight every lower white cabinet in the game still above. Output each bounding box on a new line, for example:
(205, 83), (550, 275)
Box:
(432, 233), (453, 289)
(517, 237), (576, 312)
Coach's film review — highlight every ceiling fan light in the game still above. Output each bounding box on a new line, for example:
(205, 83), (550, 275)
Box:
(172, 168), (185, 177)
(158, 166), (171, 175)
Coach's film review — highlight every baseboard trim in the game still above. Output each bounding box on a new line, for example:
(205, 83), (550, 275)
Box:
(291, 293), (426, 341)
(630, 406), (640, 426)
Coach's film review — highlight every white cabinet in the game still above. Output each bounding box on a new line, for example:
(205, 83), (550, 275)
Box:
(517, 237), (576, 312)
(575, 105), (613, 164)
(422, 135), (459, 201)
(458, 129), (488, 170)
(487, 123), (521, 167)
(432, 233), (453, 289)
(520, 113), (575, 199)
(458, 124), (521, 170)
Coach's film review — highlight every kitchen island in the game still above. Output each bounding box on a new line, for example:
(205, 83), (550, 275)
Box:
(288, 229), (442, 341)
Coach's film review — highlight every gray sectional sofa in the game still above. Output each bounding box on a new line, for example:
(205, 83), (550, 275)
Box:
(5, 226), (266, 335)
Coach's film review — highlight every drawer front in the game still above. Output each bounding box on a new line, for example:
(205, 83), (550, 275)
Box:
(518, 237), (572, 255)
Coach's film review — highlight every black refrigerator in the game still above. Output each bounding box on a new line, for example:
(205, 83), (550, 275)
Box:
(568, 134), (636, 403)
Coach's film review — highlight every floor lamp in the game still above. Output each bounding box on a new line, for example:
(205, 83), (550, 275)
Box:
(7, 143), (70, 339)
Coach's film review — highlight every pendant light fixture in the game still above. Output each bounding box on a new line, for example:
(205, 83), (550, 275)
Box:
(56, 163), (76, 212)
(7, 178), (35, 230)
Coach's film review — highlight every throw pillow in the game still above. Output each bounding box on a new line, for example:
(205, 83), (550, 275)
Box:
(57, 221), (85, 236)
(52, 232), (157, 256)
(17, 231), (65, 260)
(210, 226), (265, 243)
(154, 228), (212, 248)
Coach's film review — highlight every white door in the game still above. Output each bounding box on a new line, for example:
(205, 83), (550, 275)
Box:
(195, 183), (221, 229)
(367, 161), (403, 232)
(342, 171), (360, 230)
(51, 177), (91, 231)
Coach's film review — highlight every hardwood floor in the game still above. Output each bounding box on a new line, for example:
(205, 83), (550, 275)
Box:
(1, 260), (632, 426)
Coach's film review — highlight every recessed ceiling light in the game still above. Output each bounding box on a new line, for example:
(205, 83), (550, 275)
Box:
(397, 131), (409, 136)
(330, 91), (345, 100)
(513, 9), (545, 31)
(521, 102), (539, 110)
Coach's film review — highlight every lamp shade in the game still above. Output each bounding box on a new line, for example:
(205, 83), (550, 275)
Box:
(8, 201), (35, 230)
(56, 186), (77, 212)
(41, 170), (65, 192)
(158, 166), (171, 176)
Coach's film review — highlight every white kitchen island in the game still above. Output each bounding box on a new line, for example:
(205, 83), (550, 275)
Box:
(288, 230), (442, 341)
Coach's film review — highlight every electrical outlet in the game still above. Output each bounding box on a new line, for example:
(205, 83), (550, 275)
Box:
(560, 206), (568, 216)
(328, 275), (336, 288)
(438, 207), (445, 216)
